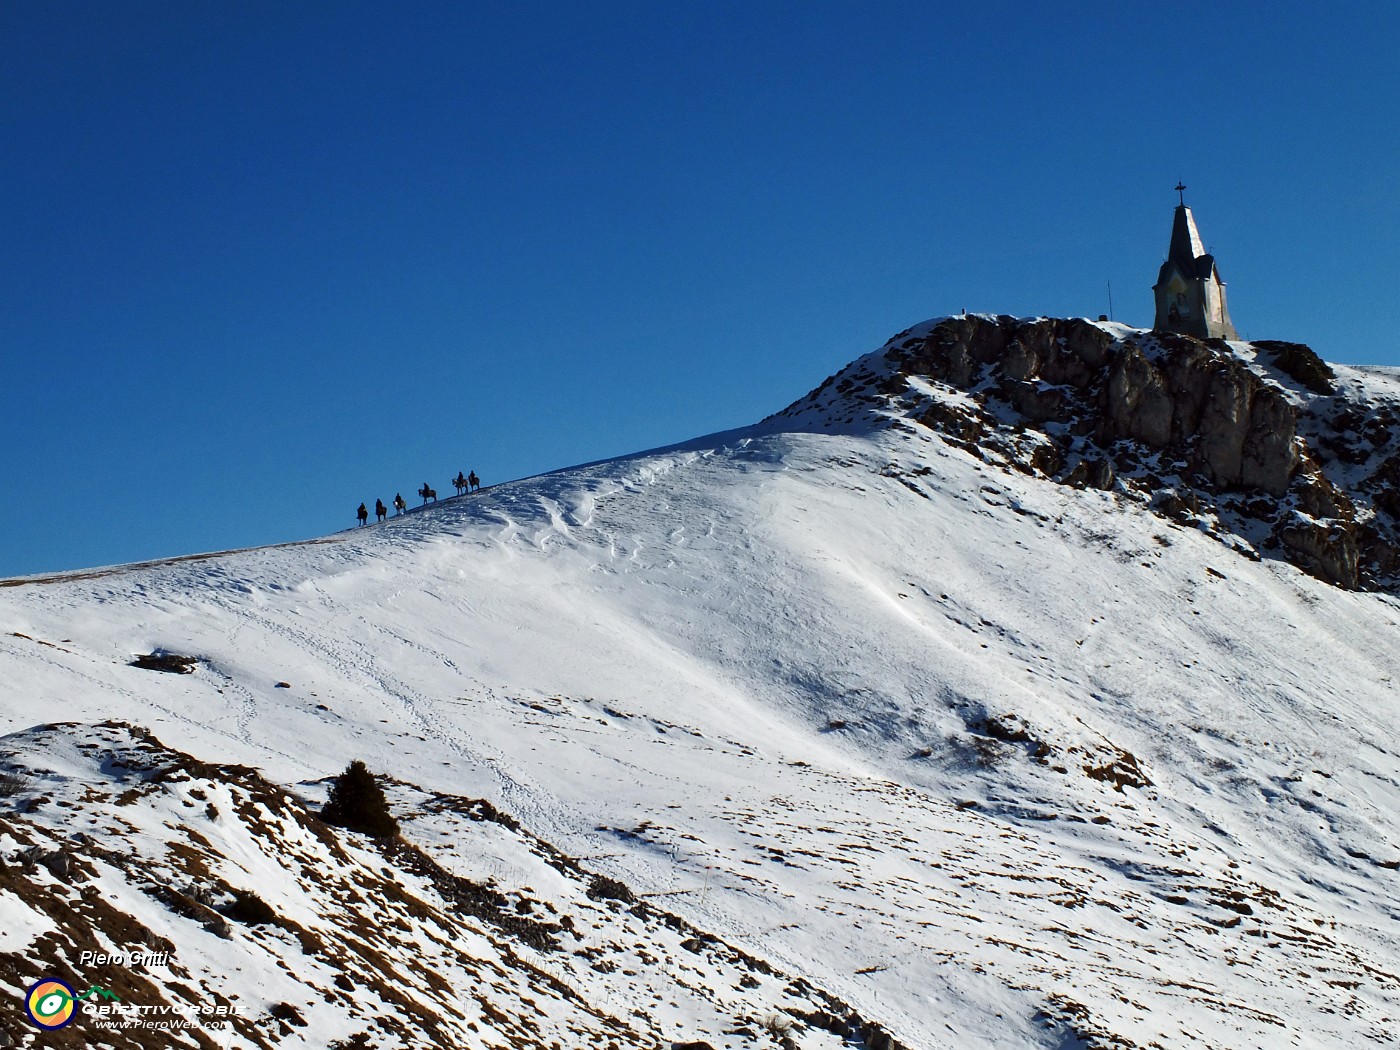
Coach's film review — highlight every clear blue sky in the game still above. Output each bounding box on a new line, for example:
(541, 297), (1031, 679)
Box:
(3, 1), (1397, 577)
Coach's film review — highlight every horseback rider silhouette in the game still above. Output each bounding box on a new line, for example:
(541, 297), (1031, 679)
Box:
(375, 499), (387, 523)
(393, 493), (406, 515)
(468, 470), (479, 492)
(356, 503), (368, 527)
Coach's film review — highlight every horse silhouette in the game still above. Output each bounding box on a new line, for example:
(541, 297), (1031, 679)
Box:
(418, 484), (437, 505)
(453, 472), (468, 496)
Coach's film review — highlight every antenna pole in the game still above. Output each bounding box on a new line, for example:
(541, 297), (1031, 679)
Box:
(1107, 280), (1114, 322)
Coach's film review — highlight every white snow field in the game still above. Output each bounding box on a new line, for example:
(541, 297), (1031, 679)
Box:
(0, 318), (1398, 1049)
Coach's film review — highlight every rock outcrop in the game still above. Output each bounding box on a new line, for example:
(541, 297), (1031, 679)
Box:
(787, 315), (1400, 591)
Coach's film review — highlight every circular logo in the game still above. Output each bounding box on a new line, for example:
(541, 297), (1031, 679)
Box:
(25, 978), (76, 1029)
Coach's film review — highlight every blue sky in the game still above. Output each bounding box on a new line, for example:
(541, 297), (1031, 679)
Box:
(3, 1), (1397, 576)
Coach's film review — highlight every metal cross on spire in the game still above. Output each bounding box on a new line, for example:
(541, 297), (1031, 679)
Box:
(1175, 182), (1187, 206)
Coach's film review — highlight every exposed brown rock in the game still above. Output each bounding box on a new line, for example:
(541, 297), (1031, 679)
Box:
(872, 315), (1400, 591)
(1277, 518), (1361, 589)
(1253, 339), (1336, 395)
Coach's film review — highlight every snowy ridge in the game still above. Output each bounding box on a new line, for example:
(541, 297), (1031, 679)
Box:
(0, 316), (1398, 1048)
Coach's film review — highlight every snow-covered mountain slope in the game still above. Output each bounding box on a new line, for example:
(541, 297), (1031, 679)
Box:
(0, 721), (873, 1049)
(1, 317), (1398, 1049)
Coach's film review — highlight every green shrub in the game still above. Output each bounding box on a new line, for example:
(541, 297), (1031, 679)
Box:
(321, 760), (399, 838)
(226, 889), (278, 925)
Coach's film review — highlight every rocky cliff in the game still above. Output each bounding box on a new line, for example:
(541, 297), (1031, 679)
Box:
(781, 315), (1400, 591)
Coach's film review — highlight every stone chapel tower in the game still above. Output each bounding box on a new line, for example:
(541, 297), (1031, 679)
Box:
(1152, 185), (1238, 340)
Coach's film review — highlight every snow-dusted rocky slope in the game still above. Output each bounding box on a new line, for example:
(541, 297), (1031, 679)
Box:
(1, 317), (1398, 1049)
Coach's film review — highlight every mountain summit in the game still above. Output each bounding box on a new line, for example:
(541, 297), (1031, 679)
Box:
(781, 314), (1400, 590)
(1, 317), (1398, 1049)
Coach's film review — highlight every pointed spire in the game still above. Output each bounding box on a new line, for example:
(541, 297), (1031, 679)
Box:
(1167, 204), (1207, 272)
